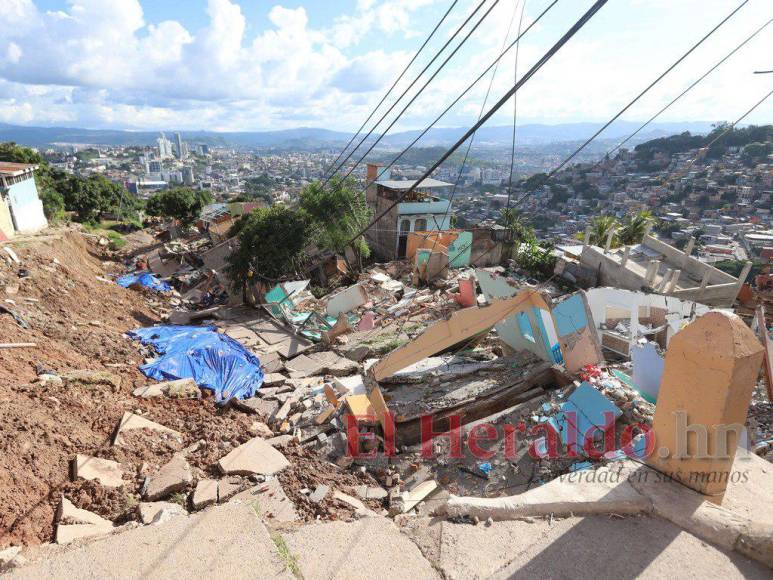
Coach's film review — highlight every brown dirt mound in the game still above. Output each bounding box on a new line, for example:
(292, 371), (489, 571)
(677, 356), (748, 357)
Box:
(0, 229), (248, 546)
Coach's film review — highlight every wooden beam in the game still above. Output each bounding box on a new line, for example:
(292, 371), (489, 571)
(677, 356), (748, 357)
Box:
(368, 290), (550, 381)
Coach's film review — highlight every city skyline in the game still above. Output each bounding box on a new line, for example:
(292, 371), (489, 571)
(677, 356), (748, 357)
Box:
(0, 0), (771, 132)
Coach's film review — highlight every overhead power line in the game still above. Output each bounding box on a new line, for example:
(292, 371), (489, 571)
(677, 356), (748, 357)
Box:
(507, 86), (773, 212)
(547, 0), (750, 177)
(506, 0), (529, 208)
(323, 0), (490, 185)
(322, 0), (460, 179)
(601, 15), (773, 162)
(335, 0), (503, 184)
(337, 0), (560, 199)
(325, 0), (610, 258)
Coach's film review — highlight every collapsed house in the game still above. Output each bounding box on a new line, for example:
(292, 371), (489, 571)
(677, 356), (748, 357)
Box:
(555, 225), (751, 307)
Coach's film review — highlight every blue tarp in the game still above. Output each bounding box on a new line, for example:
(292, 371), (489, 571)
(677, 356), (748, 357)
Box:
(117, 272), (172, 292)
(128, 325), (264, 401)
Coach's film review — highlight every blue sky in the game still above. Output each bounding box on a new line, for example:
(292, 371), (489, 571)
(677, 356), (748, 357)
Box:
(1, 0), (771, 132)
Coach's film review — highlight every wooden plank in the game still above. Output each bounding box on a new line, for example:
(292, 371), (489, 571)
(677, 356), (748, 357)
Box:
(369, 290), (551, 381)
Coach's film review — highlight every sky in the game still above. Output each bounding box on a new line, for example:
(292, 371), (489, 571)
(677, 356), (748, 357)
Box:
(0, 0), (771, 132)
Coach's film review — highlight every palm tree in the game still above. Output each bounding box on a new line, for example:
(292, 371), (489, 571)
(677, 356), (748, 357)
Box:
(580, 214), (619, 247)
(618, 210), (654, 245)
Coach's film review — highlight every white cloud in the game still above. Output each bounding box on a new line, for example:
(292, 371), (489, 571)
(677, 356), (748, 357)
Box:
(0, 0), (769, 131)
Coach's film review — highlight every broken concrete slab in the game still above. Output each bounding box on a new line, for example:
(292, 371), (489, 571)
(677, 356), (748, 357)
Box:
(284, 353), (324, 377)
(112, 412), (182, 446)
(262, 373), (286, 386)
(217, 477), (245, 503)
(218, 437), (290, 476)
(62, 370), (121, 391)
(19, 503), (291, 578)
(138, 501), (187, 524)
(144, 454), (193, 501)
(192, 479), (219, 510)
(400, 481), (438, 513)
(55, 523), (114, 545)
(356, 486), (388, 500)
(229, 478), (299, 522)
(326, 283), (369, 317)
(71, 455), (124, 488)
(57, 497), (113, 527)
(234, 397), (279, 418)
(0, 546), (24, 572)
(333, 491), (376, 518)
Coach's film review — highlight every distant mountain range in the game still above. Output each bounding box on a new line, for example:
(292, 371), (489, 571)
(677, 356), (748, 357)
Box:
(0, 121), (717, 150)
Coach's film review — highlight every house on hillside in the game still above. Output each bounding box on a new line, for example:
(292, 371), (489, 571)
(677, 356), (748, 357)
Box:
(0, 162), (48, 239)
(364, 163), (453, 260)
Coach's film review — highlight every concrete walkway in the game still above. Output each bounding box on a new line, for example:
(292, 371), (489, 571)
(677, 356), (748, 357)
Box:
(8, 503), (292, 580)
(7, 488), (772, 579)
(401, 515), (771, 579)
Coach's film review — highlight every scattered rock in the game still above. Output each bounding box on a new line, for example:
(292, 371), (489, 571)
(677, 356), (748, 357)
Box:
(71, 454), (125, 488)
(234, 397), (280, 419)
(248, 421), (274, 438)
(218, 437), (290, 476)
(138, 501), (187, 524)
(266, 434), (296, 448)
(144, 454), (193, 501)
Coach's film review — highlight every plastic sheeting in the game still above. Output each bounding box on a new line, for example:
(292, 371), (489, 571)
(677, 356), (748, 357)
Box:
(128, 325), (264, 401)
(117, 272), (172, 292)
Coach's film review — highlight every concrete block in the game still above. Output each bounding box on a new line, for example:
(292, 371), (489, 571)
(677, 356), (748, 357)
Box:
(72, 454), (125, 488)
(57, 497), (112, 527)
(138, 501), (187, 524)
(192, 479), (219, 510)
(648, 311), (764, 500)
(144, 454), (193, 501)
(218, 437), (290, 476)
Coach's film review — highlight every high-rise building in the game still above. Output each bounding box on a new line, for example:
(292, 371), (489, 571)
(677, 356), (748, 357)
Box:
(175, 132), (185, 159)
(182, 166), (194, 186)
(148, 160), (162, 174)
(157, 133), (173, 159)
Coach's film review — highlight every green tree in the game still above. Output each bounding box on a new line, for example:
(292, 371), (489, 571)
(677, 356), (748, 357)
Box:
(299, 177), (372, 271)
(226, 205), (310, 289)
(145, 187), (213, 224)
(577, 215), (619, 247)
(617, 210), (654, 245)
